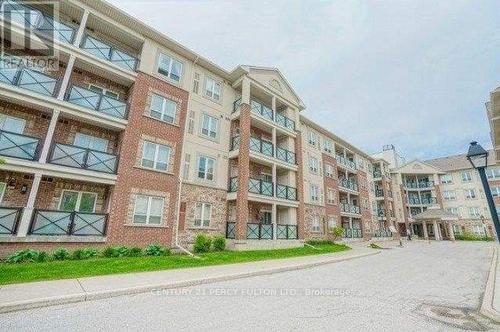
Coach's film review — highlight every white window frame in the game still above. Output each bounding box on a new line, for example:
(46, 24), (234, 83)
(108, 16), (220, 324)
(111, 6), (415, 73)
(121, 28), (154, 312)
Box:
(323, 139), (333, 153)
(440, 174), (453, 184)
(192, 72), (200, 94)
(197, 155), (216, 181)
(204, 76), (222, 102)
(133, 194), (165, 225)
(327, 188), (335, 205)
(309, 156), (319, 173)
(58, 189), (97, 213)
(469, 207), (481, 218)
(141, 141), (171, 171)
(491, 186), (500, 197)
(200, 113), (219, 140)
(0, 114), (26, 134)
(443, 190), (456, 200)
(74, 133), (109, 152)
(149, 93), (178, 124)
(465, 188), (476, 199)
(194, 202), (212, 227)
(310, 184), (320, 202)
(486, 168), (500, 180)
(157, 53), (183, 82)
(88, 84), (119, 99)
(461, 171), (472, 182)
(311, 215), (321, 232)
(308, 131), (318, 147)
(472, 224), (486, 236)
(325, 163), (334, 178)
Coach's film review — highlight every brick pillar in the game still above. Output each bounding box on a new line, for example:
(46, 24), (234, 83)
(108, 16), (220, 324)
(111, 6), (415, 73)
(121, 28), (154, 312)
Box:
(295, 131), (305, 239)
(235, 103), (251, 240)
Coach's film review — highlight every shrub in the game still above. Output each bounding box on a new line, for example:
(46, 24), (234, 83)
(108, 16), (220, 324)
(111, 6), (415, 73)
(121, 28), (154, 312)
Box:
(455, 232), (494, 242)
(212, 236), (226, 251)
(370, 243), (383, 249)
(36, 251), (50, 263)
(329, 226), (345, 242)
(128, 247), (143, 257)
(82, 248), (99, 259)
(144, 244), (169, 256)
(71, 249), (85, 260)
(52, 248), (70, 261)
(193, 234), (212, 253)
(102, 246), (118, 258)
(6, 249), (40, 263)
(306, 240), (332, 246)
(115, 246), (130, 257)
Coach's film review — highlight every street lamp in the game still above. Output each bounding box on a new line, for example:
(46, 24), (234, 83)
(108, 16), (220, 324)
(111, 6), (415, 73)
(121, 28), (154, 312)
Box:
(467, 141), (500, 242)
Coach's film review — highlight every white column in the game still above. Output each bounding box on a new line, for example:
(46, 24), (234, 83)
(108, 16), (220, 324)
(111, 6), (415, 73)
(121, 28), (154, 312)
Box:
(38, 109), (60, 163)
(349, 217), (353, 229)
(422, 221), (428, 239)
(271, 95), (276, 112)
(241, 77), (251, 105)
(272, 127), (277, 157)
(272, 204), (277, 240)
(17, 173), (42, 237)
(447, 222), (455, 241)
(56, 55), (76, 100)
(433, 220), (440, 240)
(73, 9), (89, 47)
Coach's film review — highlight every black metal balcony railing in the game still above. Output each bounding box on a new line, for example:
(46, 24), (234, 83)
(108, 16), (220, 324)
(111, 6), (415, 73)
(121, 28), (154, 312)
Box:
(233, 98), (296, 131)
(341, 203), (361, 214)
(275, 112), (296, 131)
(276, 146), (296, 165)
(49, 143), (118, 174)
(405, 181), (434, 189)
(250, 137), (273, 157)
(232, 98), (241, 113)
(251, 100), (273, 121)
(373, 228), (392, 238)
(336, 155), (356, 170)
(277, 224), (298, 239)
(377, 209), (386, 218)
(0, 58), (59, 96)
(339, 178), (358, 192)
(3, 0), (77, 44)
(230, 135), (241, 151)
(276, 184), (297, 201)
(226, 222), (236, 239)
(247, 223), (273, 240)
(80, 34), (138, 72)
(65, 84), (128, 119)
(228, 177), (238, 192)
(375, 189), (384, 197)
(342, 228), (363, 238)
(0, 207), (22, 235)
(421, 197), (437, 204)
(0, 129), (41, 160)
(408, 197), (437, 205)
(249, 178), (274, 197)
(29, 209), (108, 236)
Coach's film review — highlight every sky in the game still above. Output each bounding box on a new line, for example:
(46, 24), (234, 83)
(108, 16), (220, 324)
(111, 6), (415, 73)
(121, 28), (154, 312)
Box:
(107, 0), (500, 160)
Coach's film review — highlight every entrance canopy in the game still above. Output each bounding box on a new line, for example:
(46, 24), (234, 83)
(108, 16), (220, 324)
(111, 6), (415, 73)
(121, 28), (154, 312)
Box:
(413, 208), (459, 222)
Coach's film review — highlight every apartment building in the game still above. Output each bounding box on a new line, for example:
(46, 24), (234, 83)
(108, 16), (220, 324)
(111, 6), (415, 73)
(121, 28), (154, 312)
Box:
(487, 86), (500, 162)
(0, 0), (405, 256)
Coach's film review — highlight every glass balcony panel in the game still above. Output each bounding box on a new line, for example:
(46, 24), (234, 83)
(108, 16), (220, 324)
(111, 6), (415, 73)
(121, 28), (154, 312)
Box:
(80, 35), (112, 62)
(0, 207), (22, 235)
(0, 131), (39, 160)
(86, 150), (117, 173)
(261, 140), (273, 157)
(17, 69), (57, 95)
(246, 223), (260, 239)
(30, 210), (72, 235)
(261, 181), (273, 196)
(248, 178), (260, 194)
(50, 143), (85, 168)
(66, 85), (100, 109)
(72, 213), (107, 235)
(99, 95), (127, 119)
(110, 49), (138, 71)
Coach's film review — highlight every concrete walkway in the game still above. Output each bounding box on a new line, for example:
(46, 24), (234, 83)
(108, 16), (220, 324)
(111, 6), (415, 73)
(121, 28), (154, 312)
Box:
(0, 245), (381, 314)
(481, 244), (500, 321)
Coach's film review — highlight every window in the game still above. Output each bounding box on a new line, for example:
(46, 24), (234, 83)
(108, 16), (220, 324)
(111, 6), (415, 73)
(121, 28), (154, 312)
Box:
(88, 85), (119, 99)
(157, 53), (183, 82)
(133, 195), (164, 225)
(204, 77), (222, 101)
(0, 114), (26, 134)
(327, 217), (337, 229)
(182, 153), (191, 180)
(308, 131), (318, 147)
(201, 113), (219, 139)
(461, 171), (472, 182)
(443, 190), (456, 200)
(150, 94), (177, 124)
(192, 72), (200, 94)
(325, 164), (334, 178)
(310, 184), (320, 202)
(486, 168), (500, 180)
(141, 141), (171, 171)
(74, 133), (108, 152)
(327, 188), (336, 205)
(472, 224), (486, 236)
(469, 207), (481, 218)
(491, 186), (500, 197)
(311, 215), (321, 232)
(323, 139), (333, 153)
(309, 156), (318, 173)
(197, 155), (215, 181)
(465, 189), (476, 199)
(447, 207), (460, 216)
(194, 202), (212, 227)
(452, 224), (461, 235)
(59, 190), (97, 213)
(440, 174), (453, 184)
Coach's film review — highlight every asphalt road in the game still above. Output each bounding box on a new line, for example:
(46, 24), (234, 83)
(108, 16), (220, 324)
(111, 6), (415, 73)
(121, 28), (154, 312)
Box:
(1, 241), (497, 331)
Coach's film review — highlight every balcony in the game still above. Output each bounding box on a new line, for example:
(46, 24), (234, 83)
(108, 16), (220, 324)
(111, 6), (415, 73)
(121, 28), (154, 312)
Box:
(405, 181), (434, 189)
(407, 197), (437, 205)
(336, 155), (356, 171)
(373, 228), (392, 238)
(231, 135), (296, 166)
(373, 170), (382, 178)
(277, 224), (298, 239)
(79, 34), (139, 72)
(342, 228), (363, 238)
(338, 178), (358, 192)
(377, 209), (386, 219)
(225, 222), (298, 240)
(249, 178), (273, 197)
(233, 99), (296, 131)
(48, 143), (118, 174)
(375, 189), (384, 197)
(276, 184), (297, 201)
(341, 203), (361, 215)
(246, 223), (273, 239)
(0, 59), (59, 96)
(64, 84), (129, 119)
(0, 207), (22, 235)
(0, 130), (41, 161)
(29, 209), (108, 236)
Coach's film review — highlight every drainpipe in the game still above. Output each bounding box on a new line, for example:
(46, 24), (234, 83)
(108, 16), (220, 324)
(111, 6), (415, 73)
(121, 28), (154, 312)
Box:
(173, 55), (200, 257)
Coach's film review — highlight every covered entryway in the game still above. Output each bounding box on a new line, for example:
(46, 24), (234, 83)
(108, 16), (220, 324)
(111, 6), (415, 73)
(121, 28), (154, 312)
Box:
(411, 207), (458, 241)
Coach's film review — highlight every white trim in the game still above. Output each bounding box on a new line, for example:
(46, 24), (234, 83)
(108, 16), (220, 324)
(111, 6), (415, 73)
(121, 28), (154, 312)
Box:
(132, 194), (165, 225)
(0, 182), (6, 204)
(58, 189), (98, 213)
(194, 202), (212, 227)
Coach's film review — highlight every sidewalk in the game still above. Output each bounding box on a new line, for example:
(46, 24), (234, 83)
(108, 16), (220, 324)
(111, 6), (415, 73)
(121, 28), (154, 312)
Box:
(481, 245), (500, 322)
(0, 245), (380, 314)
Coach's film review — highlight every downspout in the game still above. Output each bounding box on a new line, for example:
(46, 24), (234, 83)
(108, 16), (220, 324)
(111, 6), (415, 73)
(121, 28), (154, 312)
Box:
(173, 55), (200, 257)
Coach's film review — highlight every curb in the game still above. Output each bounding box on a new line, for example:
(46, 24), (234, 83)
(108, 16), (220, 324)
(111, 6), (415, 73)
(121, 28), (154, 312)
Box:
(0, 250), (380, 314)
(480, 246), (500, 322)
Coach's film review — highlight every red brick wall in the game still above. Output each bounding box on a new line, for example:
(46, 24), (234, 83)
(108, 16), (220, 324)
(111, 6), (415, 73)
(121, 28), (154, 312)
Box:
(322, 153), (340, 217)
(235, 103), (251, 239)
(357, 169), (371, 239)
(105, 72), (188, 247)
(295, 131), (305, 239)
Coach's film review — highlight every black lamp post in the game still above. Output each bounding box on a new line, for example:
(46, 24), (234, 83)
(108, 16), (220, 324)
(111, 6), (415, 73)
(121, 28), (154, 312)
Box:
(466, 141), (500, 242)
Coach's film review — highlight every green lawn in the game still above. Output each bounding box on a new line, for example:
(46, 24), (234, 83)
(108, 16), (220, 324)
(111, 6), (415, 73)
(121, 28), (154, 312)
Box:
(0, 243), (349, 285)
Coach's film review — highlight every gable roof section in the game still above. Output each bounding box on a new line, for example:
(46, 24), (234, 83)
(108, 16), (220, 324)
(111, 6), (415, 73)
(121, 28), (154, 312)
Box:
(391, 159), (444, 175)
(425, 151), (495, 172)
